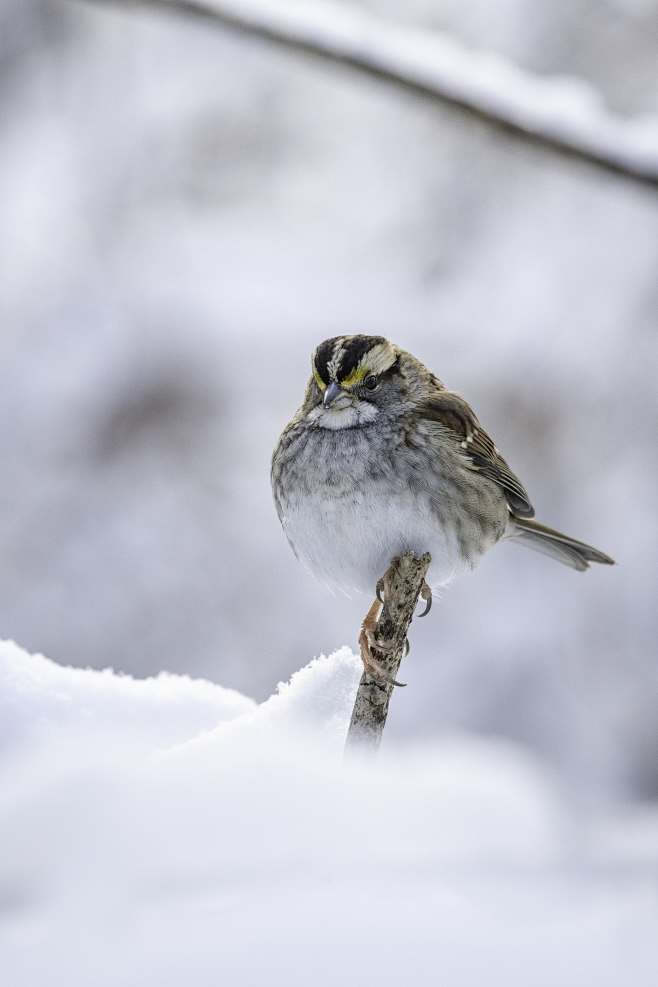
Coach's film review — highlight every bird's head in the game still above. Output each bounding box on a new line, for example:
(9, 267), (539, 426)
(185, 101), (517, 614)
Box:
(306, 335), (404, 429)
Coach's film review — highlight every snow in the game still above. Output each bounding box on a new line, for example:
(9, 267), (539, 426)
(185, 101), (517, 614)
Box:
(0, 639), (255, 754)
(166, 0), (658, 178)
(1, 639), (657, 986)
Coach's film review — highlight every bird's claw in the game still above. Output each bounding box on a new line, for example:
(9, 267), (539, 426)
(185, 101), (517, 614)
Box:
(367, 657), (406, 689)
(359, 599), (407, 688)
(418, 580), (432, 618)
(361, 630), (406, 687)
(375, 577), (385, 605)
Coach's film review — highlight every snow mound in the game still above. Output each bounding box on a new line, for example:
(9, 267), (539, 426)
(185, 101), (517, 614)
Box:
(0, 638), (255, 753)
(0, 639), (656, 987)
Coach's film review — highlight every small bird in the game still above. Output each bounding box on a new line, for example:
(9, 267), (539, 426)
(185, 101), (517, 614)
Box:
(271, 335), (614, 680)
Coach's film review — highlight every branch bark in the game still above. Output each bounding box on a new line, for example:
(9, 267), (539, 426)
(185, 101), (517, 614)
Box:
(86, 0), (658, 187)
(345, 552), (431, 753)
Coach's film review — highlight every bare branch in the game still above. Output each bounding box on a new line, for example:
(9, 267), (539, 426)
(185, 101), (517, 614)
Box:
(345, 552), (431, 753)
(85, 0), (658, 187)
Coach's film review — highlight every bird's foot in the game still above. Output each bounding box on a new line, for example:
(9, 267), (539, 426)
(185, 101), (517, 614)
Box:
(358, 598), (406, 688)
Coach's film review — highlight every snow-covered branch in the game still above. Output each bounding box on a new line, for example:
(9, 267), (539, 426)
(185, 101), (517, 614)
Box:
(89, 0), (658, 185)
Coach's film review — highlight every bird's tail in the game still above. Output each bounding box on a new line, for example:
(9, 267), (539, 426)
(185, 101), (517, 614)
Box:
(509, 517), (615, 572)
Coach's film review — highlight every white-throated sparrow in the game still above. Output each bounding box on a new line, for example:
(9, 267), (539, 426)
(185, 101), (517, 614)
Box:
(271, 336), (614, 678)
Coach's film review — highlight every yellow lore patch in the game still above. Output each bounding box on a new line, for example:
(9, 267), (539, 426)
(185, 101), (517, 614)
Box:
(312, 366), (327, 390)
(340, 366), (368, 388)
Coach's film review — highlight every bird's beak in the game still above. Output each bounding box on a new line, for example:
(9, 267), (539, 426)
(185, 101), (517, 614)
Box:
(323, 381), (344, 408)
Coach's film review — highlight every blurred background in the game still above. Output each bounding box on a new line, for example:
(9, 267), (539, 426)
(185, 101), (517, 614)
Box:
(1, 0), (656, 800)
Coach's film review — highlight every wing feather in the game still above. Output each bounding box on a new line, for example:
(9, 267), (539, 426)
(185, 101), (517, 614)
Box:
(418, 391), (535, 518)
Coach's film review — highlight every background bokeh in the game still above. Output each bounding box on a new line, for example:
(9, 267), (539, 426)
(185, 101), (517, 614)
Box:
(1, 0), (657, 799)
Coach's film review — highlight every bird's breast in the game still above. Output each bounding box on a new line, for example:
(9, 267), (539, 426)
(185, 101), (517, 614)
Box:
(275, 425), (471, 594)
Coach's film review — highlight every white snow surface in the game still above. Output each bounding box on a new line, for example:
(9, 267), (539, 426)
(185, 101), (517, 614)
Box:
(0, 639), (255, 754)
(1, 640), (657, 986)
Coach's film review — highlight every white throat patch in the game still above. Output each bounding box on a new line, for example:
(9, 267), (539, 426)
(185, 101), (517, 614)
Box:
(307, 401), (379, 430)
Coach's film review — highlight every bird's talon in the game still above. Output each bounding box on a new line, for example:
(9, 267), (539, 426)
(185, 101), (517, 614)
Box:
(370, 661), (406, 688)
(359, 595), (409, 687)
(375, 577), (385, 605)
(361, 650), (406, 688)
(418, 580), (432, 618)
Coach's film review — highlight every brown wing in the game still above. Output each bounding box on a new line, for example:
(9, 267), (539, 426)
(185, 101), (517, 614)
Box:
(418, 391), (535, 518)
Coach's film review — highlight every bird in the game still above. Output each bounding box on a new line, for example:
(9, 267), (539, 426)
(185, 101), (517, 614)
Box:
(271, 335), (614, 681)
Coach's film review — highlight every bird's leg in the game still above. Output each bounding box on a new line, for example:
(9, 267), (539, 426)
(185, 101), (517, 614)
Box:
(358, 597), (406, 688)
(417, 580), (432, 617)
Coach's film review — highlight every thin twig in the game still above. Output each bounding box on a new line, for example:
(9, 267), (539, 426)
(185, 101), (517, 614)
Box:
(345, 552), (431, 753)
(84, 0), (658, 186)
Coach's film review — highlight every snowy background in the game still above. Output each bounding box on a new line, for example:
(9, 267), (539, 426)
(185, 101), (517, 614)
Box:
(0, 1), (657, 980)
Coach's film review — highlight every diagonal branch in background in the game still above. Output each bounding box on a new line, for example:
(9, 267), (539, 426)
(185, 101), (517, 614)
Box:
(87, 0), (658, 187)
(345, 552), (431, 753)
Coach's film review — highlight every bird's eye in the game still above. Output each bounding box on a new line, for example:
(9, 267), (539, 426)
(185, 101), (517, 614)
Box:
(364, 374), (378, 391)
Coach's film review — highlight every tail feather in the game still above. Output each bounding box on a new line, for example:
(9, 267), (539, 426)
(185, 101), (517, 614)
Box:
(510, 517), (615, 572)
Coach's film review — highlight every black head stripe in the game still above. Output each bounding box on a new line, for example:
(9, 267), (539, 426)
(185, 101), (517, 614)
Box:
(336, 335), (387, 381)
(313, 337), (342, 385)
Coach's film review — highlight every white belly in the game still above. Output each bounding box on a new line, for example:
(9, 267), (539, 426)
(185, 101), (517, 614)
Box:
(282, 484), (467, 596)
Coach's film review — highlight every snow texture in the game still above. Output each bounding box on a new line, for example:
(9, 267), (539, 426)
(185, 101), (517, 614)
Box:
(160, 0), (658, 178)
(1, 639), (657, 986)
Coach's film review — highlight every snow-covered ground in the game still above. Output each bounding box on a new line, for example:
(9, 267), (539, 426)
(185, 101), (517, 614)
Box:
(1, 639), (656, 986)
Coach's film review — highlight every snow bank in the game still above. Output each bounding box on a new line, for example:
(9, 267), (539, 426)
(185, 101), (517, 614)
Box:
(0, 640), (656, 987)
(0, 639), (255, 754)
